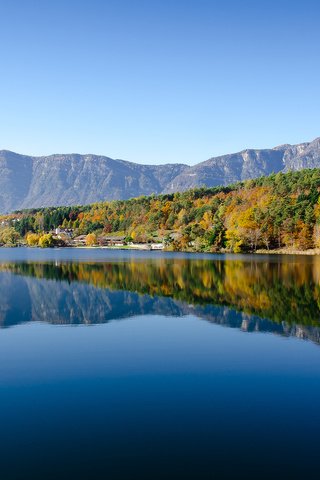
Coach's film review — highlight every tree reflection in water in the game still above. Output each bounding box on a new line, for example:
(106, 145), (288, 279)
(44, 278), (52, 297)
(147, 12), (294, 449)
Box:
(0, 257), (320, 343)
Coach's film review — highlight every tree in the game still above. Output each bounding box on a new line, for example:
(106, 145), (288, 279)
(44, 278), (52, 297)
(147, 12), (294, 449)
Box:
(26, 232), (40, 246)
(38, 234), (54, 248)
(314, 224), (320, 248)
(14, 216), (35, 236)
(225, 228), (243, 253)
(85, 233), (97, 246)
(295, 221), (312, 250)
(0, 227), (21, 246)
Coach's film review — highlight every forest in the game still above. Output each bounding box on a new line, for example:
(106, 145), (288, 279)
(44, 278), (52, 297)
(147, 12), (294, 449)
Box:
(1, 168), (320, 252)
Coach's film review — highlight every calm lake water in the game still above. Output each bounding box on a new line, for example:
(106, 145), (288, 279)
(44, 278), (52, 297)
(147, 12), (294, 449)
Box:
(0, 248), (320, 479)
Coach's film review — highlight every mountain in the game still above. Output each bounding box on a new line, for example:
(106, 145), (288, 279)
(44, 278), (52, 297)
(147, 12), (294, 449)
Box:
(0, 136), (320, 212)
(164, 137), (320, 192)
(0, 150), (188, 213)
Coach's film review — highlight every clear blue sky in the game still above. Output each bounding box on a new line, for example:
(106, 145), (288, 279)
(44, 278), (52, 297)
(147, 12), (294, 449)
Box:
(0, 0), (319, 165)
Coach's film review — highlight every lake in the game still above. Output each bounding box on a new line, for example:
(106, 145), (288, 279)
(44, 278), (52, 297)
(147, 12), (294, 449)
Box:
(0, 248), (320, 479)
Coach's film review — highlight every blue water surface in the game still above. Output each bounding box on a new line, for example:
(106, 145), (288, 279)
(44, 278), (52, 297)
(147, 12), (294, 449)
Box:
(0, 249), (319, 480)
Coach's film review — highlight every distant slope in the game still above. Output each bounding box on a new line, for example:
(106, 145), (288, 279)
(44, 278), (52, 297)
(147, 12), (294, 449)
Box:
(0, 151), (188, 212)
(1, 136), (320, 212)
(164, 137), (320, 192)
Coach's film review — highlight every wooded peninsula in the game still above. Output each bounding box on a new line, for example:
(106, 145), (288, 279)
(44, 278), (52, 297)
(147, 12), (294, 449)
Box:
(1, 168), (320, 253)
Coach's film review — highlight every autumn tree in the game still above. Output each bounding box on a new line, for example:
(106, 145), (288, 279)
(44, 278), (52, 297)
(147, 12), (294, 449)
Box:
(85, 233), (98, 246)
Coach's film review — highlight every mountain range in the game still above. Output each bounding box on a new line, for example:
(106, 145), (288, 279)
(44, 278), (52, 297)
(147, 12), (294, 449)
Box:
(1, 136), (320, 213)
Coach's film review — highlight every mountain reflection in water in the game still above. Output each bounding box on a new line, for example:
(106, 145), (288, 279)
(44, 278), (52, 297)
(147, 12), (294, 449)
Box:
(0, 256), (320, 344)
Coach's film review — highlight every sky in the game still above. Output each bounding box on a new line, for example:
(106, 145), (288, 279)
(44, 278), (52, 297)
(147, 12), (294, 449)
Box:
(0, 0), (319, 165)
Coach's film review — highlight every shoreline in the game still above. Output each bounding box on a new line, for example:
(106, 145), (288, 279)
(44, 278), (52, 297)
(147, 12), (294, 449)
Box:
(255, 248), (320, 255)
(1, 244), (320, 255)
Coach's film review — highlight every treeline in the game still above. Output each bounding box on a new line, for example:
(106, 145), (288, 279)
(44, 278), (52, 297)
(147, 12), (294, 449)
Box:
(2, 168), (320, 251)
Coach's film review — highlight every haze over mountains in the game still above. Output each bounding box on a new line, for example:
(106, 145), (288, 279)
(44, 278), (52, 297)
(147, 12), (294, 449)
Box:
(1, 136), (320, 213)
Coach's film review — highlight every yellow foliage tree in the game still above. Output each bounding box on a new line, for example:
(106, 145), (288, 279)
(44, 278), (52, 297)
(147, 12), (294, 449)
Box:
(38, 234), (54, 248)
(26, 233), (40, 247)
(0, 227), (21, 246)
(225, 228), (243, 253)
(85, 233), (98, 246)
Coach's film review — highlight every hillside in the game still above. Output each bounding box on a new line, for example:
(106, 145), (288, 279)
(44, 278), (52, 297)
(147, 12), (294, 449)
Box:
(2, 167), (320, 253)
(164, 137), (320, 192)
(0, 150), (188, 213)
(1, 136), (320, 213)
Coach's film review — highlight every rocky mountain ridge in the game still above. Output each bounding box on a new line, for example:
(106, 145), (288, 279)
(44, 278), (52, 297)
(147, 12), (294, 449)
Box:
(1, 136), (320, 212)
(164, 137), (320, 192)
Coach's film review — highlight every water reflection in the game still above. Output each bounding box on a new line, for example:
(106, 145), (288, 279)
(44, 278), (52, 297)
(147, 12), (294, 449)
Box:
(0, 256), (319, 343)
